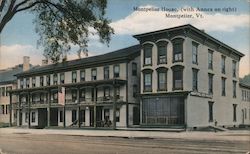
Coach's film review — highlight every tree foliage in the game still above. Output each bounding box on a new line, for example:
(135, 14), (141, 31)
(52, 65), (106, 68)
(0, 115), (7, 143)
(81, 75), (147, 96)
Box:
(0, 0), (114, 63)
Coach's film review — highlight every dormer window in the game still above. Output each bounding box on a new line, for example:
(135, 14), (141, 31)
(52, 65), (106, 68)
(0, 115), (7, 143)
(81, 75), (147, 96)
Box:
(143, 44), (153, 65)
(172, 38), (184, 62)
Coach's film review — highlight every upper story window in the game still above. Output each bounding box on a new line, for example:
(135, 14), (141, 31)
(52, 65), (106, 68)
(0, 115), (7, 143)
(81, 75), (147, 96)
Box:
(157, 68), (167, 91)
(91, 68), (97, 81)
(114, 65), (120, 78)
(172, 38), (184, 62)
(72, 71), (77, 83)
(208, 73), (213, 94)
(26, 78), (30, 88)
(232, 60), (236, 78)
(1, 87), (5, 96)
(116, 86), (120, 99)
(157, 41), (167, 64)
(133, 84), (138, 97)
(71, 90), (77, 102)
(233, 81), (237, 98)
(143, 69), (153, 92)
(80, 70), (85, 82)
(172, 66), (184, 90)
(143, 44), (153, 65)
(40, 76), (44, 87)
(32, 77), (36, 87)
(53, 73), (58, 85)
(80, 89), (85, 101)
(132, 62), (137, 76)
(221, 55), (226, 74)
(60, 73), (65, 84)
(46, 75), (50, 86)
(192, 42), (198, 64)
(221, 77), (226, 96)
(6, 86), (12, 96)
(20, 78), (24, 89)
(104, 66), (109, 80)
(104, 87), (110, 99)
(192, 68), (198, 91)
(208, 50), (213, 70)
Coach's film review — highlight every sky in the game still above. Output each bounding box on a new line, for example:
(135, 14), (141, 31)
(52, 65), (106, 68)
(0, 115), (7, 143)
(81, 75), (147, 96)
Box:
(0, 0), (249, 77)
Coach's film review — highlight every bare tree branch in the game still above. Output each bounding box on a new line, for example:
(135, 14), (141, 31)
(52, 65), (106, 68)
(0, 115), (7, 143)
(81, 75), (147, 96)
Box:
(0, 0), (7, 12)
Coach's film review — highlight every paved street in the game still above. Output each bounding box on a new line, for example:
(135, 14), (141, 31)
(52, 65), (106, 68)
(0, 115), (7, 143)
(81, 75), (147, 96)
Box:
(0, 130), (249, 154)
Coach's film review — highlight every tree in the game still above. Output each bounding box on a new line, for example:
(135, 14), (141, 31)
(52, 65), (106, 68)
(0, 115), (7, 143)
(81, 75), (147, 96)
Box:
(0, 0), (114, 62)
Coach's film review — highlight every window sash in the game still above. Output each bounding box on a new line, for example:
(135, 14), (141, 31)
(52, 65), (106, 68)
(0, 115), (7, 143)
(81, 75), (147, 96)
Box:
(192, 44), (198, 64)
(158, 72), (167, 90)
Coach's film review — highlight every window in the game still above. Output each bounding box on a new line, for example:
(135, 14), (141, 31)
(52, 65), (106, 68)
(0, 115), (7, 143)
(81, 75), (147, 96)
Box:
(116, 86), (120, 99)
(133, 85), (138, 97)
(157, 68), (167, 91)
(80, 89), (85, 101)
(132, 63), (137, 76)
(157, 41), (167, 64)
(143, 72), (152, 92)
(26, 78), (30, 88)
(116, 109), (120, 122)
(208, 102), (214, 122)
(233, 104), (237, 122)
(233, 81), (237, 98)
(40, 76), (44, 86)
(114, 65), (120, 78)
(20, 78), (24, 89)
(5, 105), (9, 114)
(232, 60), (236, 77)
(91, 88), (95, 101)
(208, 50), (213, 70)
(1, 87), (5, 96)
(80, 70), (85, 82)
(46, 75), (50, 86)
(221, 77), (226, 96)
(53, 74), (58, 85)
(104, 87), (110, 100)
(172, 38), (184, 62)
(172, 66), (184, 90)
(208, 73), (213, 94)
(1, 105), (4, 114)
(60, 73), (65, 84)
(192, 42), (198, 64)
(32, 77), (36, 87)
(25, 112), (29, 123)
(192, 69), (198, 91)
(6, 86), (12, 96)
(72, 71), (77, 83)
(31, 112), (35, 122)
(91, 69), (97, 81)
(104, 66), (109, 80)
(72, 90), (77, 102)
(72, 110), (77, 122)
(144, 44), (153, 65)
(221, 56), (226, 74)
(59, 110), (63, 122)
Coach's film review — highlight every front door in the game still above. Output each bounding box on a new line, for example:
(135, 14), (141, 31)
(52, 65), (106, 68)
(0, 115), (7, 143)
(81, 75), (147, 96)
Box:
(133, 107), (140, 125)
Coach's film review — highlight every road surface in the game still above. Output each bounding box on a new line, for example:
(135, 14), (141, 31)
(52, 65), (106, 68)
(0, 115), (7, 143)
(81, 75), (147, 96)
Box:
(0, 133), (249, 154)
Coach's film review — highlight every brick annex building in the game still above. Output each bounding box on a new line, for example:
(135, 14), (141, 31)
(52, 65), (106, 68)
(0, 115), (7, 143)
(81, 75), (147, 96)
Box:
(4, 24), (250, 129)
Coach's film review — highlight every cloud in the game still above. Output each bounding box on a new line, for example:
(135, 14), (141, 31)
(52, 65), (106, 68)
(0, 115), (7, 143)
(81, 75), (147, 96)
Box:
(0, 44), (43, 69)
(110, 5), (250, 35)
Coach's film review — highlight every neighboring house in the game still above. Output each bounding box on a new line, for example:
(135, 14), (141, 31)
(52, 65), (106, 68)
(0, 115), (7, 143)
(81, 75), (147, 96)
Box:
(9, 24), (247, 129)
(133, 24), (244, 129)
(239, 83), (250, 126)
(0, 56), (31, 125)
(11, 46), (141, 128)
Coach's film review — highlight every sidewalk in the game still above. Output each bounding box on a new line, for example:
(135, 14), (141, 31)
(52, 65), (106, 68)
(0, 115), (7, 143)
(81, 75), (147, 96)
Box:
(0, 127), (249, 141)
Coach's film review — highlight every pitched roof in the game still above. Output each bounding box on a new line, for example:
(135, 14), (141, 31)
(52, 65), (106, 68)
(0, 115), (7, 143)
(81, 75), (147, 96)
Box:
(16, 44), (141, 77)
(133, 24), (244, 58)
(0, 64), (24, 85)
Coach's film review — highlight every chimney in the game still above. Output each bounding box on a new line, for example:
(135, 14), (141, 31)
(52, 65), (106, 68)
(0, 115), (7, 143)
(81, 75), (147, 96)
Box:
(23, 56), (30, 71)
(42, 59), (48, 66)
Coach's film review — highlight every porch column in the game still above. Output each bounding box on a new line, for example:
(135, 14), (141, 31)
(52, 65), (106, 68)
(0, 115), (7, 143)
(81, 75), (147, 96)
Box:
(113, 85), (117, 129)
(18, 94), (21, 126)
(28, 93), (31, 128)
(63, 88), (66, 128)
(47, 90), (51, 127)
(93, 87), (97, 128)
(9, 93), (12, 127)
(77, 87), (81, 128)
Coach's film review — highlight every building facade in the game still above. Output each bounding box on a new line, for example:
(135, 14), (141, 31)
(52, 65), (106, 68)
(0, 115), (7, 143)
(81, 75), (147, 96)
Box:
(133, 24), (245, 128)
(8, 24), (249, 129)
(11, 46), (141, 128)
(0, 56), (31, 125)
(240, 83), (250, 126)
